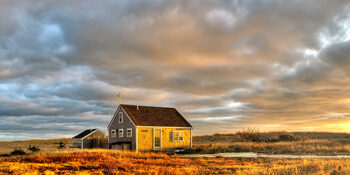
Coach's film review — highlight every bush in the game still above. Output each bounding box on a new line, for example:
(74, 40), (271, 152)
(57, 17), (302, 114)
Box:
(237, 128), (264, 142)
(28, 145), (40, 153)
(58, 141), (65, 149)
(0, 154), (10, 157)
(278, 133), (300, 142)
(11, 148), (26, 155)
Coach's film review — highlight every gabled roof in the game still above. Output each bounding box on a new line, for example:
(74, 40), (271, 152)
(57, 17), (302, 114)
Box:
(120, 104), (192, 127)
(73, 129), (102, 139)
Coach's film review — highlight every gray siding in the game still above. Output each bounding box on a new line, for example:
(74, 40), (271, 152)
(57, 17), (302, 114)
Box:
(82, 139), (93, 149)
(109, 107), (136, 150)
(72, 138), (82, 148)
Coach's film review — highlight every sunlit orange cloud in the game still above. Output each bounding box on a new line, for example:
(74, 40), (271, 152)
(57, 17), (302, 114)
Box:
(168, 55), (231, 68)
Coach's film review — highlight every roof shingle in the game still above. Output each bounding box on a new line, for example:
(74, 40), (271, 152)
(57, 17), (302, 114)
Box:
(73, 129), (97, 139)
(120, 104), (192, 127)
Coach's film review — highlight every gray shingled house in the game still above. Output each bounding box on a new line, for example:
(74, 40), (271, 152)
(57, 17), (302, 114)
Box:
(72, 129), (105, 149)
(108, 104), (193, 151)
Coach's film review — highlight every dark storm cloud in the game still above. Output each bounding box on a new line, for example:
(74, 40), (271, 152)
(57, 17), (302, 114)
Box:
(320, 41), (350, 74)
(1, 0), (350, 140)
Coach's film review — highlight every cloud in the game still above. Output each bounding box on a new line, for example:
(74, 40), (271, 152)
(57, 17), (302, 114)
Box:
(320, 41), (350, 74)
(1, 0), (350, 139)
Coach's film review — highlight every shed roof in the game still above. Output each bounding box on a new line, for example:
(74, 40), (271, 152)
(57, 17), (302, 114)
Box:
(73, 129), (98, 139)
(120, 104), (192, 127)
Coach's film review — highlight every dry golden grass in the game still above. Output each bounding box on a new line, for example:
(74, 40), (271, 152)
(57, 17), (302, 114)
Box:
(193, 131), (350, 144)
(1, 149), (350, 174)
(190, 131), (350, 155)
(2, 131), (350, 156)
(0, 138), (72, 154)
(1, 132), (350, 174)
(189, 139), (350, 155)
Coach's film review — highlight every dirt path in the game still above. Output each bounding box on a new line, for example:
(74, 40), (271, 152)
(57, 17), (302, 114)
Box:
(181, 152), (350, 159)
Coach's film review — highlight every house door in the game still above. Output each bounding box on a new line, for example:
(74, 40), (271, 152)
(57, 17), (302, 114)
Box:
(153, 129), (161, 149)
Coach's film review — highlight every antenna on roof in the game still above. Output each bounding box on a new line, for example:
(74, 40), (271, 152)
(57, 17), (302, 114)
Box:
(117, 91), (121, 104)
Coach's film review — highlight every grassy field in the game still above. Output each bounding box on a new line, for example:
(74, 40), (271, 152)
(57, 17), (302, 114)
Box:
(189, 131), (350, 155)
(189, 140), (350, 155)
(0, 138), (72, 155)
(1, 131), (350, 156)
(1, 149), (350, 175)
(1, 132), (350, 174)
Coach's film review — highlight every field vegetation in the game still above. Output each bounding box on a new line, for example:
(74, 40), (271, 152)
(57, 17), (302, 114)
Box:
(0, 138), (72, 155)
(1, 149), (350, 175)
(1, 131), (350, 156)
(2, 131), (350, 156)
(189, 131), (350, 155)
(1, 131), (350, 174)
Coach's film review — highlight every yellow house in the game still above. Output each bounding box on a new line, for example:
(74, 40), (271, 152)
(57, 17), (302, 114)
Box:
(108, 104), (193, 151)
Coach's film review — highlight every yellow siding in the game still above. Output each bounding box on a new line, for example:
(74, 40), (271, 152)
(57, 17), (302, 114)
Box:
(137, 127), (153, 151)
(162, 128), (191, 149)
(137, 127), (192, 151)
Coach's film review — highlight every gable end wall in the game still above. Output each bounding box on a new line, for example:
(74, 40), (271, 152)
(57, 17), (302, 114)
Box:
(108, 107), (136, 149)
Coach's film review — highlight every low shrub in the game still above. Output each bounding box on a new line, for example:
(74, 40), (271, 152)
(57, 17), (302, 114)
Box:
(11, 148), (26, 155)
(28, 145), (40, 153)
(278, 133), (300, 142)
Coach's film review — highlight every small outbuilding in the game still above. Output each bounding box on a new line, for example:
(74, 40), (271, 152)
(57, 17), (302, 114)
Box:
(72, 129), (105, 149)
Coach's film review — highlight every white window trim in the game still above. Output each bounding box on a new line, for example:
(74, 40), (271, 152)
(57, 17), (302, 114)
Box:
(127, 128), (132, 137)
(118, 112), (123, 123)
(153, 128), (162, 150)
(111, 130), (116, 138)
(173, 131), (184, 142)
(119, 129), (124, 138)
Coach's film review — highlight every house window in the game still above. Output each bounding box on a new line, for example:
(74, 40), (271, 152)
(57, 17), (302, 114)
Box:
(111, 130), (116, 138)
(119, 129), (124, 137)
(118, 112), (123, 123)
(127, 128), (132, 137)
(173, 131), (184, 141)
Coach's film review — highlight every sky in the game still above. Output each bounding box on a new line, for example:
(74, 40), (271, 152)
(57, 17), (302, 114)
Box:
(1, 0), (350, 141)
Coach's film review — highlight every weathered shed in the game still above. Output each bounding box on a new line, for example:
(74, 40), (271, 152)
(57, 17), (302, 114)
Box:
(72, 129), (105, 149)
